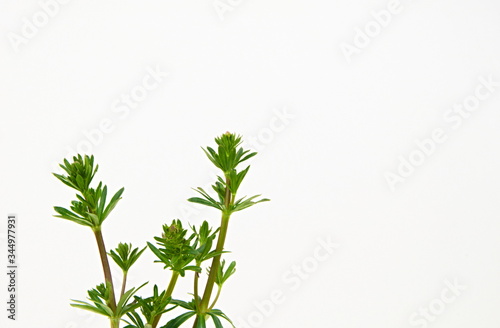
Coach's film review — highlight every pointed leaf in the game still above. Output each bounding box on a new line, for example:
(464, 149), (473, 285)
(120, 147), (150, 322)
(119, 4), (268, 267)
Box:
(147, 242), (170, 264)
(102, 187), (125, 220)
(97, 185), (107, 217)
(210, 309), (236, 328)
(188, 197), (221, 210)
(161, 311), (195, 328)
(208, 313), (224, 328)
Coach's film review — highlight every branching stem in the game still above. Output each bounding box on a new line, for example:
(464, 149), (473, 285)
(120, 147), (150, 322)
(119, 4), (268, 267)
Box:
(151, 271), (180, 328)
(196, 177), (232, 323)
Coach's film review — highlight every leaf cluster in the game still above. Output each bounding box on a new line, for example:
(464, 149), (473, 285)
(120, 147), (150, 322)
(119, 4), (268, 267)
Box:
(53, 155), (124, 230)
(161, 299), (234, 328)
(215, 260), (236, 288)
(110, 243), (147, 273)
(202, 133), (256, 175)
(189, 133), (270, 215)
(53, 154), (98, 191)
(147, 220), (200, 276)
(188, 163), (269, 215)
(191, 221), (225, 265)
(124, 285), (176, 328)
(71, 282), (147, 320)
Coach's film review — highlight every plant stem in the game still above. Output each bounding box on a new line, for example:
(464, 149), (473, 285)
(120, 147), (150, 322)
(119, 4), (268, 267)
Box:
(110, 317), (120, 328)
(194, 177), (232, 328)
(198, 212), (230, 313)
(193, 223), (230, 328)
(151, 271), (180, 328)
(165, 271), (179, 297)
(94, 229), (117, 311)
(194, 270), (200, 306)
(208, 286), (222, 311)
(120, 271), (128, 299)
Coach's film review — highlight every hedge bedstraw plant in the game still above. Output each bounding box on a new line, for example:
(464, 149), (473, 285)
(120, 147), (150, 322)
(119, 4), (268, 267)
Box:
(53, 132), (269, 328)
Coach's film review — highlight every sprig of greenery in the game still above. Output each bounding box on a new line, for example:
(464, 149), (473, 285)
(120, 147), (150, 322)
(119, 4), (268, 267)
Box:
(186, 132), (269, 328)
(188, 171), (269, 215)
(53, 155), (124, 231)
(147, 220), (200, 277)
(110, 243), (147, 298)
(71, 282), (148, 328)
(191, 221), (225, 264)
(215, 260), (236, 288)
(161, 298), (235, 328)
(124, 285), (177, 328)
(202, 133), (256, 175)
(53, 154), (98, 191)
(53, 154), (126, 316)
(110, 243), (147, 273)
(53, 133), (269, 328)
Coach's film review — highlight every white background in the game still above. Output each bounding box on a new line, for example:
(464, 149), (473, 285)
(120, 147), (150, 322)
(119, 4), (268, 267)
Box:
(1, 0), (500, 327)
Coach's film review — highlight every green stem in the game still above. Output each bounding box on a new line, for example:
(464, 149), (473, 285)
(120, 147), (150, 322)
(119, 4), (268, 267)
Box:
(196, 177), (233, 321)
(94, 229), (117, 312)
(120, 271), (128, 299)
(208, 285), (222, 311)
(165, 271), (179, 297)
(193, 176), (234, 328)
(198, 212), (230, 312)
(194, 269), (200, 306)
(110, 317), (120, 328)
(192, 214), (231, 328)
(151, 271), (180, 328)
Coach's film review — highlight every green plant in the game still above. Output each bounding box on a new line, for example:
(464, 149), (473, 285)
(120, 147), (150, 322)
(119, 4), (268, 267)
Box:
(53, 133), (269, 328)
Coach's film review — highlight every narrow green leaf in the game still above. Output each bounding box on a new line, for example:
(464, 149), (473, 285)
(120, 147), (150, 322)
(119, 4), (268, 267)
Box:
(129, 246), (147, 268)
(188, 197), (221, 210)
(183, 265), (201, 273)
(53, 173), (77, 189)
(109, 249), (125, 270)
(54, 206), (82, 219)
(116, 282), (148, 315)
(161, 311), (195, 328)
(53, 206), (93, 227)
(210, 310), (236, 328)
(97, 185), (107, 217)
(239, 151), (257, 164)
(208, 313), (224, 328)
(169, 299), (194, 310)
(147, 242), (170, 264)
(70, 300), (113, 317)
(70, 303), (110, 316)
(102, 187), (125, 220)
(223, 261), (236, 282)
